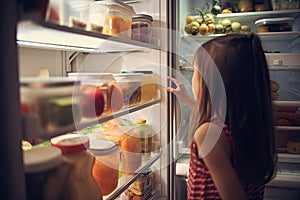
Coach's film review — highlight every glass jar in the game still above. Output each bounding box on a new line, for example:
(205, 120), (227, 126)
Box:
(50, 134), (103, 200)
(23, 146), (64, 200)
(20, 77), (82, 132)
(131, 14), (153, 43)
(89, 139), (121, 195)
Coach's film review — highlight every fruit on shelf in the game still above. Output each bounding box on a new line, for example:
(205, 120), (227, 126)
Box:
(80, 85), (104, 118)
(211, 4), (221, 15)
(231, 22), (241, 32)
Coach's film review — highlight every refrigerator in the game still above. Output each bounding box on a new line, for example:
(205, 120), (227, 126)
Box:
(173, 1), (300, 200)
(1, 0), (300, 200)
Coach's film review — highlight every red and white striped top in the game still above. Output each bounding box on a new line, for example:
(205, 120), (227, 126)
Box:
(187, 124), (265, 200)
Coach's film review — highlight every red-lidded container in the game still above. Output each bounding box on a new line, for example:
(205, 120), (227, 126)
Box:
(50, 134), (103, 200)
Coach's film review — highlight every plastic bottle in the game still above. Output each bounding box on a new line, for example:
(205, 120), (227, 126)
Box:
(135, 118), (153, 154)
(50, 134), (103, 200)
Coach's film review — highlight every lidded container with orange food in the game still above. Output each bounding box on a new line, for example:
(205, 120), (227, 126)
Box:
(68, 72), (123, 113)
(50, 134), (103, 200)
(89, 139), (121, 195)
(100, 0), (136, 38)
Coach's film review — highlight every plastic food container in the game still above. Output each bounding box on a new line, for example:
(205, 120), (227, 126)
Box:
(131, 14), (153, 43)
(255, 17), (295, 33)
(88, 2), (108, 32)
(49, 0), (93, 29)
(24, 146), (64, 199)
(122, 70), (158, 103)
(89, 139), (121, 195)
(113, 73), (143, 107)
(51, 134), (103, 200)
(68, 72), (123, 113)
(101, 0), (136, 38)
(20, 77), (82, 132)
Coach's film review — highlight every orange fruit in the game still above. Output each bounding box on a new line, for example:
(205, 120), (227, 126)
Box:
(221, 9), (232, 14)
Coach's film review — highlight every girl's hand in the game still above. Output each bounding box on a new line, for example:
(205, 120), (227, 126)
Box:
(167, 77), (197, 110)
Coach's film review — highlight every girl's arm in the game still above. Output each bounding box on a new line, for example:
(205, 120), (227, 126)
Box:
(194, 123), (247, 200)
(167, 77), (197, 111)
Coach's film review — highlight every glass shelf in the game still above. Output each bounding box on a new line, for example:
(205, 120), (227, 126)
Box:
(17, 20), (160, 52)
(215, 9), (300, 23)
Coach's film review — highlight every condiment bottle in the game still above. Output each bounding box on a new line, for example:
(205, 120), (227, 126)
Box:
(51, 134), (103, 200)
(89, 139), (121, 195)
(135, 119), (153, 154)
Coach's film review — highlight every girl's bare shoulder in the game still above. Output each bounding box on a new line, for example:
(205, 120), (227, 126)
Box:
(194, 122), (230, 156)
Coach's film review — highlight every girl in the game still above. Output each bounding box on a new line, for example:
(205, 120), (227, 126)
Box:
(167, 33), (277, 199)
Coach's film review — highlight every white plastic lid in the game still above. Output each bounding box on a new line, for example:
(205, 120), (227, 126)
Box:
(20, 77), (80, 88)
(23, 146), (63, 173)
(113, 73), (144, 82)
(68, 72), (114, 80)
(255, 17), (295, 26)
(89, 139), (120, 156)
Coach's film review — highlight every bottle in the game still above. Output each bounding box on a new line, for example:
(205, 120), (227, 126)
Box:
(50, 134), (103, 200)
(136, 118), (153, 154)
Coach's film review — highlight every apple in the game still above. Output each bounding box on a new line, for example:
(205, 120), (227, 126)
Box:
(80, 85), (104, 118)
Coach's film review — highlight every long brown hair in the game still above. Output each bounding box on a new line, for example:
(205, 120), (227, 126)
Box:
(190, 33), (277, 184)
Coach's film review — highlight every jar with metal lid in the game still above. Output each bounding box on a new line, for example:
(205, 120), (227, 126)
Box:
(23, 146), (66, 200)
(51, 134), (103, 200)
(131, 14), (153, 43)
(89, 139), (121, 195)
(20, 77), (82, 132)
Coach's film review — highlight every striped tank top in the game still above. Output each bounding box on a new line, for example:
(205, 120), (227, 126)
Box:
(187, 124), (265, 200)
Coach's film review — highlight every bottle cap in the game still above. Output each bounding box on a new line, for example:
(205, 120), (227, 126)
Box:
(136, 118), (147, 124)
